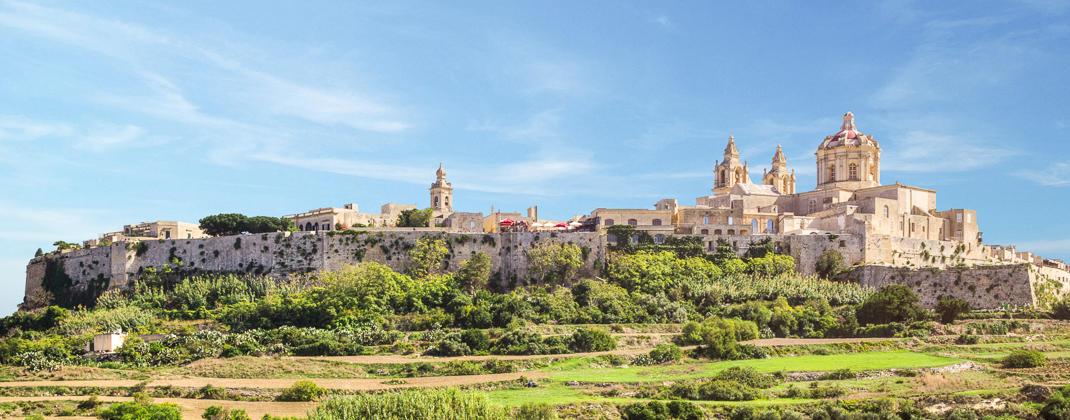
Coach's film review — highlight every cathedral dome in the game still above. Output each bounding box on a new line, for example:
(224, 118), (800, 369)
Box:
(819, 112), (879, 150)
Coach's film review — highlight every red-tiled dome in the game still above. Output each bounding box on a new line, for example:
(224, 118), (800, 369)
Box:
(819, 112), (879, 149)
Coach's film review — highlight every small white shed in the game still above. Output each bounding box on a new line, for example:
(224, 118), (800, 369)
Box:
(86, 331), (126, 353)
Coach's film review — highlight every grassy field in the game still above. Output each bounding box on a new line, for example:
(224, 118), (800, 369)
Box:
(548, 351), (961, 383)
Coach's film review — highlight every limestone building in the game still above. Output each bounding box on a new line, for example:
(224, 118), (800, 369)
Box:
(288, 202), (418, 231)
(86, 221), (207, 247)
(588, 112), (1004, 268)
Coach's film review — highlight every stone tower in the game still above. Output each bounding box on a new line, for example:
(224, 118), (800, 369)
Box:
(762, 145), (796, 194)
(713, 135), (750, 195)
(429, 163), (453, 216)
(815, 112), (881, 191)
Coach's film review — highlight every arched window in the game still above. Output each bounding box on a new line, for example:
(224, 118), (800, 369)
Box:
(700, 229), (709, 235)
(322, 223), (330, 231)
(703, 215), (710, 225)
(751, 219), (759, 233)
(849, 163), (859, 180)
(445, 197), (450, 207)
(714, 229), (723, 235)
(883, 205), (890, 218)
(434, 196), (439, 207)
(727, 229), (735, 235)
(627, 219), (638, 226)
(604, 219), (614, 226)
(828, 165), (836, 182)
(767, 220), (775, 234)
(654, 234), (665, 244)
(305, 222), (314, 231)
(652, 219), (662, 226)
(720, 169), (726, 185)
(740, 230), (748, 235)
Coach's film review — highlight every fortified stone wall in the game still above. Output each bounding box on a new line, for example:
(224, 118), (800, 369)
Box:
(23, 230), (605, 310)
(863, 235), (991, 268)
(705, 233), (866, 275)
(854, 264), (1036, 309)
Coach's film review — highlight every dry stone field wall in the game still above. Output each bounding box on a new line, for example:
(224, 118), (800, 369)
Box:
(23, 230), (606, 309)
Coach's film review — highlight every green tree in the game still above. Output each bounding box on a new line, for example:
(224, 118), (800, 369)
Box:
(52, 241), (81, 252)
(526, 242), (583, 285)
(242, 216), (295, 233)
(407, 237), (449, 278)
(711, 239), (737, 265)
(815, 249), (845, 279)
(198, 213), (247, 236)
(456, 252), (492, 292)
(34, 248), (44, 257)
(1002, 349), (1045, 368)
(856, 285), (929, 325)
(396, 208), (433, 227)
(935, 296), (970, 324)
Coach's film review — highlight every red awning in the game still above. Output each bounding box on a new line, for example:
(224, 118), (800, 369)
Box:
(499, 219), (515, 227)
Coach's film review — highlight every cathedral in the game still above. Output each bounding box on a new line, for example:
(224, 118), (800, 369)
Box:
(590, 112), (996, 268)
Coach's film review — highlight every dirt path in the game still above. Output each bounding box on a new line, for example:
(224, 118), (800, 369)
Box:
(0, 371), (544, 391)
(742, 337), (897, 346)
(307, 347), (660, 364)
(0, 396), (314, 420)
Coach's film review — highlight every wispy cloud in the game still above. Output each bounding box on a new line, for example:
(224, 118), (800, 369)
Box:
(0, 115), (149, 151)
(1016, 161), (1070, 186)
(0, 0), (409, 135)
(0, 116), (73, 141)
(881, 130), (1014, 172)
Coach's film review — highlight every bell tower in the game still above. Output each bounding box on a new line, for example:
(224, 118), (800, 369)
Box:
(762, 145), (796, 194)
(430, 163), (453, 216)
(713, 135), (750, 195)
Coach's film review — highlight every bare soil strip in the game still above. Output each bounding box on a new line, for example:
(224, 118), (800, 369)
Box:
(0, 371), (545, 391)
(742, 337), (897, 346)
(0, 396), (314, 420)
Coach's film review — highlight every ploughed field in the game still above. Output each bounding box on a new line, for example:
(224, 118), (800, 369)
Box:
(3, 321), (1070, 419)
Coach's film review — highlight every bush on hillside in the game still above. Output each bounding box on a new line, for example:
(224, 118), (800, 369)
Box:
(935, 296), (970, 324)
(1002, 349), (1046, 369)
(679, 317), (759, 360)
(1041, 384), (1070, 420)
(98, 394), (181, 420)
(309, 389), (506, 420)
(648, 343), (683, 364)
(202, 406), (251, 420)
(856, 285), (929, 325)
(620, 400), (703, 420)
(277, 380), (326, 402)
(568, 327), (617, 353)
(815, 249), (845, 279)
(1051, 298), (1070, 320)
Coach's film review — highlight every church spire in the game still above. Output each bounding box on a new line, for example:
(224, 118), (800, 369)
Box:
(771, 144), (786, 166)
(723, 134), (739, 159)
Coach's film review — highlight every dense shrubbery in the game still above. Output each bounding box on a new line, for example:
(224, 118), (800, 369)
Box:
(1, 240), (880, 368)
(310, 389), (506, 420)
(678, 317), (760, 360)
(935, 296), (970, 324)
(856, 285), (930, 325)
(1041, 384), (1070, 420)
(201, 406), (251, 420)
(620, 400), (703, 420)
(97, 394), (181, 420)
(277, 380), (326, 402)
(198, 213), (294, 236)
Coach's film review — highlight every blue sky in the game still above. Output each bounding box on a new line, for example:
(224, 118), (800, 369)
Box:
(1, 0), (1069, 314)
